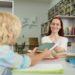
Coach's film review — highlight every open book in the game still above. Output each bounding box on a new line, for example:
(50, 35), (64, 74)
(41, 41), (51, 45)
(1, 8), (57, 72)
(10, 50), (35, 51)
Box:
(37, 43), (57, 52)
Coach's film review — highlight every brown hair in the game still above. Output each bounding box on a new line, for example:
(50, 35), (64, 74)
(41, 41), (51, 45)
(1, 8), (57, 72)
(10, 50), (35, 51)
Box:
(47, 17), (64, 36)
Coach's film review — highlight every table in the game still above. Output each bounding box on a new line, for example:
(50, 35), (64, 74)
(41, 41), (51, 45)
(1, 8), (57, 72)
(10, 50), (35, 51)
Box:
(12, 58), (75, 75)
(0, 59), (75, 75)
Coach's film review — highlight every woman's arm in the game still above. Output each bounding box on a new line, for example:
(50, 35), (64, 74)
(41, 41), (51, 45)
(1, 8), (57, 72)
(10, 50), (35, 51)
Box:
(51, 37), (68, 58)
(50, 47), (67, 58)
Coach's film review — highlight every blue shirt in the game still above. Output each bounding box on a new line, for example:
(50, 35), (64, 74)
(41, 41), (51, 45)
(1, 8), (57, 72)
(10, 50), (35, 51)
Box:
(0, 45), (31, 69)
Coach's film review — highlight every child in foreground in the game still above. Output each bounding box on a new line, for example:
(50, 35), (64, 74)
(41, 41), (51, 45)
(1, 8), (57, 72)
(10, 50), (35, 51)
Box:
(0, 12), (51, 69)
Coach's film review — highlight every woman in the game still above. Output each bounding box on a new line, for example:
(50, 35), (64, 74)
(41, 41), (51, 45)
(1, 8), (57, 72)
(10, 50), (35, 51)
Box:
(42, 17), (68, 58)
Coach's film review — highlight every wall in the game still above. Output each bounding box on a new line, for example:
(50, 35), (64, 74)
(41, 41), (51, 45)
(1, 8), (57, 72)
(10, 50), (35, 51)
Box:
(14, 0), (49, 44)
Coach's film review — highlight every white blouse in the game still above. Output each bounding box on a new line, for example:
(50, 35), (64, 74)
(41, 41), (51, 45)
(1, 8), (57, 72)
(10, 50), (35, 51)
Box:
(41, 36), (68, 50)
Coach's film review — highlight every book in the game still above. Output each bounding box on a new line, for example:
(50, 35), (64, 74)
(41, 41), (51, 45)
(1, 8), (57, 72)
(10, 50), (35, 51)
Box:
(37, 43), (57, 52)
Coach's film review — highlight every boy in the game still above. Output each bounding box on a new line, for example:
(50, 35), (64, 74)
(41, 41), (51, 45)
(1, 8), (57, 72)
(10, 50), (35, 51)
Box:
(0, 12), (50, 69)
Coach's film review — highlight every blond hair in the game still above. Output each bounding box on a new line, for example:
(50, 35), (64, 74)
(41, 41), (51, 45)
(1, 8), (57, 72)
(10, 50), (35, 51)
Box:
(0, 12), (21, 45)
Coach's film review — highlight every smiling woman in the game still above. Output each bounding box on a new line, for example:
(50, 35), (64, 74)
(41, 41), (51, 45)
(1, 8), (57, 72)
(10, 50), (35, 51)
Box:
(41, 17), (68, 58)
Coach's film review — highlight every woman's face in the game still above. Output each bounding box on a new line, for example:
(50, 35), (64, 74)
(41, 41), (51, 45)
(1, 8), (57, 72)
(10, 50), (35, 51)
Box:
(50, 19), (61, 33)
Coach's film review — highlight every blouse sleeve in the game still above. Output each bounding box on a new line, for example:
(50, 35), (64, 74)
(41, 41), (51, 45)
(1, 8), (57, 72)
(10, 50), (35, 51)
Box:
(41, 36), (52, 43)
(41, 37), (45, 43)
(57, 37), (68, 50)
(2, 49), (31, 69)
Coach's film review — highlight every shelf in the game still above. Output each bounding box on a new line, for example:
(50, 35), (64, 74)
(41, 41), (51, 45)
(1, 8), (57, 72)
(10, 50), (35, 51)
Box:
(57, 15), (75, 18)
(48, 0), (75, 19)
(64, 35), (75, 37)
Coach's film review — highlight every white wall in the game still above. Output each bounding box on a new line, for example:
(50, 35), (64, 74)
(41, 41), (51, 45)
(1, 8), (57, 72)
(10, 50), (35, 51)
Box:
(14, 0), (49, 44)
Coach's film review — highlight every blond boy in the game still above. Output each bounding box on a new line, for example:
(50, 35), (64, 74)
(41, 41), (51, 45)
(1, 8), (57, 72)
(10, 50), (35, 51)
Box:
(0, 12), (50, 69)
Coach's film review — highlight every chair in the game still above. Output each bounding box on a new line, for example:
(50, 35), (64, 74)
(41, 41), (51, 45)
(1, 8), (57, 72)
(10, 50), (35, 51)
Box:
(14, 42), (25, 54)
(29, 37), (39, 50)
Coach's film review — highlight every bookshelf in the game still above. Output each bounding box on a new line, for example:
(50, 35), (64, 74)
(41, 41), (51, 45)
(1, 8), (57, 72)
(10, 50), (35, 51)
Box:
(48, 0), (75, 20)
(64, 35), (75, 37)
(41, 22), (49, 37)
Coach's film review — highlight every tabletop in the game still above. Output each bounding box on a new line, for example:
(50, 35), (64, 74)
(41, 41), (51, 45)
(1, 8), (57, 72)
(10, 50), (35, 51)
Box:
(12, 58), (75, 75)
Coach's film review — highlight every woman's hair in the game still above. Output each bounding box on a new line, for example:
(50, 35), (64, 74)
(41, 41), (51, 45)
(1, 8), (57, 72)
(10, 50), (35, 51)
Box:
(0, 12), (21, 45)
(47, 17), (64, 36)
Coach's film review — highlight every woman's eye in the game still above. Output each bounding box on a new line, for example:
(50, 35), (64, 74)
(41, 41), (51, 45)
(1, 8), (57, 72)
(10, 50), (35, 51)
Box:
(51, 23), (55, 25)
(56, 24), (60, 26)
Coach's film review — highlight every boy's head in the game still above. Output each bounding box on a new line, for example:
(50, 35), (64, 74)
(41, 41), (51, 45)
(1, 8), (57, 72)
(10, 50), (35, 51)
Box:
(0, 12), (21, 45)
